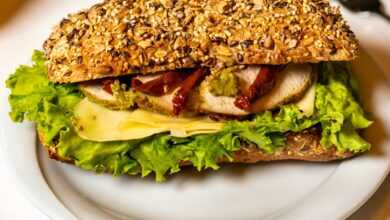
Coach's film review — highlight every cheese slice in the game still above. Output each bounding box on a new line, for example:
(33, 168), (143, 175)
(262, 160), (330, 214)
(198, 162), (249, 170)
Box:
(73, 98), (223, 141)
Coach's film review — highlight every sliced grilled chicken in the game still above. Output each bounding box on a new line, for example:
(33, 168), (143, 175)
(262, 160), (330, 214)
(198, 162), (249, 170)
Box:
(235, 65), (263, 90)
(189, 66), (263, 115)
(80, 75), (185, 115)
(136, 89), (178, 115)
(80, 64), (313, 116)
(250, 64), (313, 112)
(131, 74), (178, 115)
(191, 77), (249, 115)
(194, 64), (313, 115)
(80, 83), (122, 109)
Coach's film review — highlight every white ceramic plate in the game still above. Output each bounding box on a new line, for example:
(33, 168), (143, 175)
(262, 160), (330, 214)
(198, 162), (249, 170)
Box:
(1, 1), (389, 220)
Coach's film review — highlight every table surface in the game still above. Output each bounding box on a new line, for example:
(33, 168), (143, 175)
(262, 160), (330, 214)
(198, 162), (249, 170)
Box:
(0, 1), (389, 220)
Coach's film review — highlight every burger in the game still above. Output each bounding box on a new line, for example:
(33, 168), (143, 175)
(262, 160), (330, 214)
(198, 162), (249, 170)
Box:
(6, 0), (372, 181)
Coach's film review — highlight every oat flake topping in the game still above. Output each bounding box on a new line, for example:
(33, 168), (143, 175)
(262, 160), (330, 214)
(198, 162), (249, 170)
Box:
(44, 0), (358, 83)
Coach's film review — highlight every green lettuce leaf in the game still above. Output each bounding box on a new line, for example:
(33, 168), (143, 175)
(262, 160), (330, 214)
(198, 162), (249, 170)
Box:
(130, 134), (235, 181)
(6, 51), (82, 143)
(315, 62), (372, 152)
(224, 106), (316, 153)
(6, 51), (140, 177)
(6, 51), (372, 181)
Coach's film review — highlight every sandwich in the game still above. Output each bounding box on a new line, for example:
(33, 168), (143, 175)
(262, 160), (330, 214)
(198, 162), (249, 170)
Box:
(6, 0), (372, 181)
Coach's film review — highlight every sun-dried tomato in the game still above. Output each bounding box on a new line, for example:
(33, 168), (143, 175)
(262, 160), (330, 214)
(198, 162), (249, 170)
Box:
(131, 71), (188, 96)
(172, 68), (208, 115)
(102, 78), (115, 94)
(234, 66), (279, 111)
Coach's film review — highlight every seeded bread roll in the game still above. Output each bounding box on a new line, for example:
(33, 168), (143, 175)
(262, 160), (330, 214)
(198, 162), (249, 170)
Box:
(44, 0), (358, 83)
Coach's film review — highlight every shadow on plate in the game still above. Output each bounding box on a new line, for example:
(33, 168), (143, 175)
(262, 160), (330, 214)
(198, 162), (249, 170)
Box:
(352, 48), (390, 157)
(168, 160), (343, 184)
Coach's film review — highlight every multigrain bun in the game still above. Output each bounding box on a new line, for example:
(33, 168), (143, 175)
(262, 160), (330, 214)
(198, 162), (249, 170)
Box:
(43, 0), (358, 83)
(38, 127), (355, 168)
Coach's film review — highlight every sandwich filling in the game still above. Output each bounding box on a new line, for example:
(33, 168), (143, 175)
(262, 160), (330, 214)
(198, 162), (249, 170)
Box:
(7, 51), (371, 181)
(81, 64), (313, 116)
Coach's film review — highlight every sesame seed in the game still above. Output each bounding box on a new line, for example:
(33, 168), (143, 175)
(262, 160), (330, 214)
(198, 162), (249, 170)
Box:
(44, 0), (359, 83)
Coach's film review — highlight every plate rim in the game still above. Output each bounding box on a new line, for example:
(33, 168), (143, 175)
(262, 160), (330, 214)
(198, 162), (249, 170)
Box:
(1, 2), (390, 219)
(0, 119), (78, 220)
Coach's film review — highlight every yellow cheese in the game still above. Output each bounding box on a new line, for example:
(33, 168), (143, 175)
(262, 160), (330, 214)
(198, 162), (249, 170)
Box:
(73, 98), (223, 141)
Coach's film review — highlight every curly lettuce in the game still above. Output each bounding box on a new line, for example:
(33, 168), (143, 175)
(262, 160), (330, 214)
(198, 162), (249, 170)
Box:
(315, 62), (372, 152)
(6, 51), (372, 181)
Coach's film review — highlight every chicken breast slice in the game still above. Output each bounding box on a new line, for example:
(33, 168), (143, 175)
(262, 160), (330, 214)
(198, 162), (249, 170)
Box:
(250, 64), (313, 112)
(81, 64), (313, 116)
(194, 64), (313, 115)
(80, 75), (182, 115)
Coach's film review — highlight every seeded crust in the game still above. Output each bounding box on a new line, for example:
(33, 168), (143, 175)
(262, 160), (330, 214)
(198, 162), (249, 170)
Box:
(38, 127), (355, 170)
(44, 0), (358, 83)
